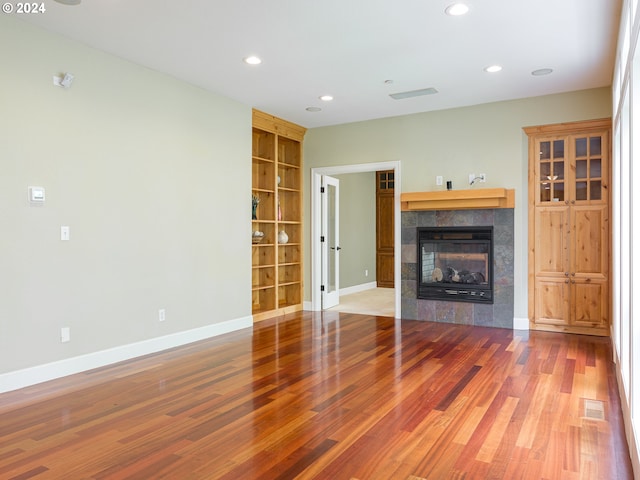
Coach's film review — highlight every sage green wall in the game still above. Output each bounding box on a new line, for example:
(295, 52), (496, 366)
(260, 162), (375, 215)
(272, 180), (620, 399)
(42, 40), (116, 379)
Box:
(333, 172), (376, 289)
(0, 17), (251, 374)
(304, 88), (612, 320)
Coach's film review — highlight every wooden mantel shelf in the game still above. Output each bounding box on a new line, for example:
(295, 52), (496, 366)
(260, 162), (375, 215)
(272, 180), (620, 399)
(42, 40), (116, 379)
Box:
(401, 188), (515, 211)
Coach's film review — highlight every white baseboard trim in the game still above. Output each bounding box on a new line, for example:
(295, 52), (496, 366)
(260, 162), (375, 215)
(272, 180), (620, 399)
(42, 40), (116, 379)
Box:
(340, 281), (377, 296)
(0, 315), (253, 394)
(513, 317), (530, 330)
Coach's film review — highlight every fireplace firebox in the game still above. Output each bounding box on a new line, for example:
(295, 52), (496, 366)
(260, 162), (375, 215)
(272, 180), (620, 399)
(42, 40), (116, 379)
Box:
(417, 226), (493, 303)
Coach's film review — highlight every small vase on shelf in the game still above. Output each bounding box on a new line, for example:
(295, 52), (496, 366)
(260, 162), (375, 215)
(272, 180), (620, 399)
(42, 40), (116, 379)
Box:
(278, 230), (289, 244)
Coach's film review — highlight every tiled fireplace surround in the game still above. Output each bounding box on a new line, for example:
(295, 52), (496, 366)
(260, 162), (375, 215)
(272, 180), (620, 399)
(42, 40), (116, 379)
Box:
(401, 208), (515, 329)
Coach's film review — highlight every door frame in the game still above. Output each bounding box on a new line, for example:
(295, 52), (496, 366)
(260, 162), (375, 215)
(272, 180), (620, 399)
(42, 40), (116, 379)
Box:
(310, 161), (401, 317)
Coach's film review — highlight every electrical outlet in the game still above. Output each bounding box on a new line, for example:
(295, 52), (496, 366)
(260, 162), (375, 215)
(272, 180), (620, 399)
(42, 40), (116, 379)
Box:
(158, 309), (166, 322)
(436, 176), (443, 186)
(60, 327), (70, 343)
(479, 173), (486, 182)
(469, 173), (476, 185)
(365, 269), (369, 277)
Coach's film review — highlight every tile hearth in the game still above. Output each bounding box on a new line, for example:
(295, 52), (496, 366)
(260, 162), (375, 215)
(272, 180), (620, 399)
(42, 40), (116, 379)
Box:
(401, 208), (514, 329)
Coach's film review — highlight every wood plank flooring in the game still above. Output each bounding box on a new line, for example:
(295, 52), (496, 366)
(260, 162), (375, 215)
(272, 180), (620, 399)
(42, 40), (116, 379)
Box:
(0, 311), (633, 479)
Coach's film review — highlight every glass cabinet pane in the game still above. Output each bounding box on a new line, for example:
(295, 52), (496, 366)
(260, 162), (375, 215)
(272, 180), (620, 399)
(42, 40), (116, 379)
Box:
(553, 161), (565, 180)
(540, 162), (551, 178)
(540, 183), (550, 202)
(576, 159), (588, 179)
(590, 181), (602, 200)
(553, 140), (564, 159)
(591, 158), (602, 178)
(576, 181), (587, 200)
(576, 137), (587, 157)
(590, 136), (602, 156)
(540, 141), (550, 160)
(553, 183), (565, 202)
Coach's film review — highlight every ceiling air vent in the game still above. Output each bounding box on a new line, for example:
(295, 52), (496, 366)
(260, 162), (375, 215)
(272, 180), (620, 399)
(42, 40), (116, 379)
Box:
(389, 87), (438, 100)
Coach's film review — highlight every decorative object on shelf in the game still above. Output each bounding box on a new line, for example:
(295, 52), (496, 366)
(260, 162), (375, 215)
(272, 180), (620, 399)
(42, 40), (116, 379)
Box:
(277, 175), (281, 185)
(278, 230), (289, 244)
(278, 195), (282, 221)
(252, 194), (260, 220)
(252, 230), (265, 244)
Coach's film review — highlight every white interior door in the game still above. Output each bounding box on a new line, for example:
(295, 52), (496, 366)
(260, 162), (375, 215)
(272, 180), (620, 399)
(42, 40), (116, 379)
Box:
(321, 175), (340, 309)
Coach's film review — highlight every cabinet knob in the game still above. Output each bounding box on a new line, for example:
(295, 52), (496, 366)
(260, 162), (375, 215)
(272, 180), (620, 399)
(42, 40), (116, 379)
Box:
(571, 200), (575, 204)
(565, 280), (569, 284)
(565, 200), (569, 204)
(564, 272), (569, 276)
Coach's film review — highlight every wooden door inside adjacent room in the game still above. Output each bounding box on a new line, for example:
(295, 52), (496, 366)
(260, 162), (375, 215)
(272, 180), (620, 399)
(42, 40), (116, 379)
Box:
(376, 170), (395, 288)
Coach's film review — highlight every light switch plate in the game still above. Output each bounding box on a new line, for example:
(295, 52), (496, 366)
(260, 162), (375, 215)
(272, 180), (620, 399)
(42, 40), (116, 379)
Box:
(61, 226), (70, 241)
(29, 186), (45, 203)
(60, 327), (70, 343)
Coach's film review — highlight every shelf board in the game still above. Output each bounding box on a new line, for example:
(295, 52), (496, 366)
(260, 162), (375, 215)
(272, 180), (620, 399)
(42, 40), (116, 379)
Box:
(278, 262), (301, 267)
(252, 285), (275, 292)
(251, 285), (276, 292)
(279, 281), (301, 287)
(401, 188), (515, 211)
(278, 187), (300, 192)
(252, 188), (275, 193)
(252, 155), (274, 164)
(252, 264), (275, 269)
(279, 161), (301, 169)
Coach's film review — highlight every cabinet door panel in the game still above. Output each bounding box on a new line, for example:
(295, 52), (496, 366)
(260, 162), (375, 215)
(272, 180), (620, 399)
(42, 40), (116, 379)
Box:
(535, 280), (570, 326)
(535, 207), (569, 276)
(572, 281), (608, 328)
(536, 137), (567, 204)
(572, 205), (608, 278)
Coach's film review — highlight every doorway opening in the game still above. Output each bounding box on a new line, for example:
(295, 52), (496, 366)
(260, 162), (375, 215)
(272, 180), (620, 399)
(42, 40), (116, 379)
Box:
(311, 161), (401, 318)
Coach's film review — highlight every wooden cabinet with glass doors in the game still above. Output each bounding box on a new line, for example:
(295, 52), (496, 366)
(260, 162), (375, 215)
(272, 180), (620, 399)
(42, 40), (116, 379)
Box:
(525, 118), (611, 336)
(252, 109), (306, 321)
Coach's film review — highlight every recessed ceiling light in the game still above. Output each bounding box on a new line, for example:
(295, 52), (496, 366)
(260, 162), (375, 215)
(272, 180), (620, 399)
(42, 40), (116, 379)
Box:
(319, 95), (334, 102)
(384, 79), (394, 85)
(243, 56), (262, 65)
(306, 107), (322, 112)
(445, 3), (469, 16)
(484, 65), (503, 73)
(532, 68), (553, 76)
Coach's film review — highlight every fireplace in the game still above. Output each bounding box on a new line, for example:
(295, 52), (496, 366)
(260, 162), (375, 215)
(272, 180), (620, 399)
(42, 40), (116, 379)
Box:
(417, 226), (493, 303)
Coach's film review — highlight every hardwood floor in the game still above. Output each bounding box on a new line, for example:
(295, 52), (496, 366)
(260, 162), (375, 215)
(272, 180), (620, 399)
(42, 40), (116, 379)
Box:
(0, 311), (633, 479)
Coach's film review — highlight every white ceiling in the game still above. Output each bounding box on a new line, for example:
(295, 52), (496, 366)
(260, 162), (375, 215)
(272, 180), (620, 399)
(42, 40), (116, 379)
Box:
(20, 0), (621, 128)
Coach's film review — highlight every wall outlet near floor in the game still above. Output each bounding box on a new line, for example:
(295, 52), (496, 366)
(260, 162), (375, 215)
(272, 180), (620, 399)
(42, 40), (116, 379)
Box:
(158, 309), (166, 322)
(365, 269), (369, 277)
(60, 327), (70, 343)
